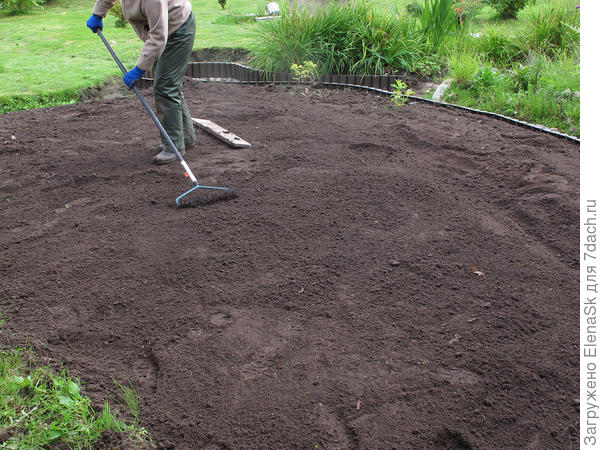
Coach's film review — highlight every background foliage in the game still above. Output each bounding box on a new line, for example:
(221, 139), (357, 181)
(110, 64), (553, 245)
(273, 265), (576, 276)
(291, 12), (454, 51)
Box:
(0, 0), (581, 135)
(0, 0), (45, 15)
(483, 0), (532, 18)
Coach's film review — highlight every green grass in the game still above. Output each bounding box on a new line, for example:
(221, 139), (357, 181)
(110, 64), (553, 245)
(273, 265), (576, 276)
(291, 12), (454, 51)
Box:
(0, 345), (152, 448)
(438, 0), (579, 136)
(444, 53), (580, 135)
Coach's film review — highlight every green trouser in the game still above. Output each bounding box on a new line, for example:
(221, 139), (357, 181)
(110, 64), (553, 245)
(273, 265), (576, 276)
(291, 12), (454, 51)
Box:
(153, 12), (196, 153)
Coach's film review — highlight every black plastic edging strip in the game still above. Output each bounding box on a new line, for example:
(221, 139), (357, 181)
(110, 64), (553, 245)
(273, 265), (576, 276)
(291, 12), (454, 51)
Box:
(141, 62), (579, 143)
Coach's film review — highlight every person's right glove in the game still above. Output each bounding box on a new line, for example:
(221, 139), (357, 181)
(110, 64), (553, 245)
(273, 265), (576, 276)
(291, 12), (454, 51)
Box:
(123, 66), (145, 88)
(87, 14), (103, 33)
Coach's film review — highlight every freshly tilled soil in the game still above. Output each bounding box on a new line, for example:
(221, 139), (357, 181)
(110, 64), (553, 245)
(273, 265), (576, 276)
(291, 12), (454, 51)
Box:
(0, 82), (579, 449)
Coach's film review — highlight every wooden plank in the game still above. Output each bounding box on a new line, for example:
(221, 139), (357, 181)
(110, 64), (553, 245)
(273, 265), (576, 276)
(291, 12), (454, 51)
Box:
(191, 118), (251, 148)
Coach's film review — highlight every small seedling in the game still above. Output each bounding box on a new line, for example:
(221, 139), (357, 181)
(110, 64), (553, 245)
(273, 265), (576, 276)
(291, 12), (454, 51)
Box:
(290, 61), (319, 97)
(390, 80), (415, 107)
(112, 378), (142, 428)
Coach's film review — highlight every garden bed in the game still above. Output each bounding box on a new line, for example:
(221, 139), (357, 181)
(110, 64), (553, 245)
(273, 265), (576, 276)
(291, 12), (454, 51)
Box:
(0, 82), (579, 448)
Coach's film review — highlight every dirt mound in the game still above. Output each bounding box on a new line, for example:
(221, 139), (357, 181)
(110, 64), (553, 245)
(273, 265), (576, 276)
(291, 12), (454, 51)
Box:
(0, 82), (579, 448)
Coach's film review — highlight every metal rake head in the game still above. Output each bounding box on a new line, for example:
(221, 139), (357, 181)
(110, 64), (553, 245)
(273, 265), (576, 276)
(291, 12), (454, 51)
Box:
(175, 184), (238, 208)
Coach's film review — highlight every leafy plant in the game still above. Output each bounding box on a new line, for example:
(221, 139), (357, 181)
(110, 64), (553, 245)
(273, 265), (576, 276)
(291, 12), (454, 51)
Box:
(110, 0), (129, 28)
(482, 0), (532, 19)
(510, 60), (542, 91)
(390, 80), (415, 107)
(290, 60), (319, 96)
(445, 52), (579, 136)
(472, 66), (504, 88)
(0, 91), (79, 114)
(0, 0), (45, 15)
(290, 60), (318, 82)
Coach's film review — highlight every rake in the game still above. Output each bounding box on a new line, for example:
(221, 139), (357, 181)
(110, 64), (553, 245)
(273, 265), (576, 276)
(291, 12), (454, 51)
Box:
(97, 30), (237, 207)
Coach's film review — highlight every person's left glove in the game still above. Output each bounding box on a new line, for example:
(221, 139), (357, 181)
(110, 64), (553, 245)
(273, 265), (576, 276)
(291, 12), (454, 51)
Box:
(86, 14), (103, 33)
(123, 66), (144, 88)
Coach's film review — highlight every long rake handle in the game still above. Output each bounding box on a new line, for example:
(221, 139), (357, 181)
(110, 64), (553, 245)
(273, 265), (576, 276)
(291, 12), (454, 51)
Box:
(96, 30), (199, 184)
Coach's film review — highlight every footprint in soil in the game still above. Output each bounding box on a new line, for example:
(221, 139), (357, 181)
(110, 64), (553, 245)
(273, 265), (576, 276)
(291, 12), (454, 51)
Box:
(316, 403), (353, 448)
(47, 305), (84, 331)
(435, 427), (473, 449)
(239, 335), (287, 381)
(132, 351), (159, 394)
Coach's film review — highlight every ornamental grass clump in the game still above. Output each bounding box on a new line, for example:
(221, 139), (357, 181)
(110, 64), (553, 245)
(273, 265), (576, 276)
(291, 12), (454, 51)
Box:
(419, 0), (465, 51)
(447, 50), (481, 86)
(519, 3), (580, 57)
(475, 27), (523, 67)
(251, 1), (435, 76)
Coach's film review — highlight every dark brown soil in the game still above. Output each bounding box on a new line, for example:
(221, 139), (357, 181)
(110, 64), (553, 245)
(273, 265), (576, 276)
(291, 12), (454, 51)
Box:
(190, 48), (251, 63)
(0, 82), (579, 449)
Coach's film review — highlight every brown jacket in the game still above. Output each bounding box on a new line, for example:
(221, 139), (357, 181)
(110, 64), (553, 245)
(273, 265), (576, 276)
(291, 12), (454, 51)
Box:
(92, 0), (192, 72)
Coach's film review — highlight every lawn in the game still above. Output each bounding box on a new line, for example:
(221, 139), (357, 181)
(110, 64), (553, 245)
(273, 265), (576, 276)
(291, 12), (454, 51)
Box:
(0, 0), (264, 97)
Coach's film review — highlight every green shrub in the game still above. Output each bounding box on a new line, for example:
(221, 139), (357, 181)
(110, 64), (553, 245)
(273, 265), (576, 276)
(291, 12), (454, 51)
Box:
(405, 2), (423, 17)
(453, 0), (483, 23)
(483, 0), (531, 19)
(0, 0), (45, 15)
(110, 0), (129, 28)
(349, 9), (431, 75)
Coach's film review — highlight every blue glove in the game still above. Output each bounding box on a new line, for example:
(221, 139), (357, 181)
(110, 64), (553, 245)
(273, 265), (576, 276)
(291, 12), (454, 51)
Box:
(87, 14), (103, 33)
(123, 66), (144, 88)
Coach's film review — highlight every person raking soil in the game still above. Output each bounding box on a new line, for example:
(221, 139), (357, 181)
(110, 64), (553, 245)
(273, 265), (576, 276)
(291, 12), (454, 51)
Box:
(87, 0), (197, 165)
